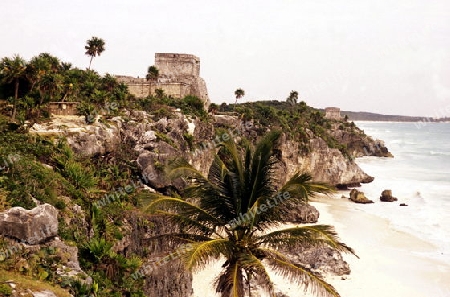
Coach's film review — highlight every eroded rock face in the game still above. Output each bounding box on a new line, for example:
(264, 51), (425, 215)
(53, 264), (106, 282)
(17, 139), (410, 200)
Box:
(331, 128), (393, 158)
(0, 204), (58, 244)
(276, 136), (374, 188)
(118, 212), (193, 297)
(287, 245), (351, 276)
(380, 189), (398, 202)
(285, 204), (320, 224)
(36, 112), (377, 190)
(349, 189), (374, 204)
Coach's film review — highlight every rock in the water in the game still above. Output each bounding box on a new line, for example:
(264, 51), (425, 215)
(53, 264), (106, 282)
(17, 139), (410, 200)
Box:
(380, 189), (398, 202)
(349, 189), (374, 204)
(0, 203), (58, 244)
(285, 204), (320, 223)
(400, 203), (408, 206)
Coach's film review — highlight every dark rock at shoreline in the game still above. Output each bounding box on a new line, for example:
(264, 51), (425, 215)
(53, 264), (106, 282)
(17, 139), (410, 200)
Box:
(400, 203), (408, 206)
(380, 189), (398, 202)
(284, 204), (320, 224)
(349, 189), (374, 204)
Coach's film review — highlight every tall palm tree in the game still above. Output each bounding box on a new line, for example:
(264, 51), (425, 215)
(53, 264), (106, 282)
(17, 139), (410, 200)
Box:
(146, 65), (159, 96)
(85, 36), (105, 70)
(234, 88), (245, 108)
(144, 131), (356, 297)
(286, 90), (298, 106)
(0, 55), (27, 120)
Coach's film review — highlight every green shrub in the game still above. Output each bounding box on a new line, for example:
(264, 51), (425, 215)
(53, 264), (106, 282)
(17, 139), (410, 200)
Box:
(63, 161), (97, 190)
(0, 284), (12, 296)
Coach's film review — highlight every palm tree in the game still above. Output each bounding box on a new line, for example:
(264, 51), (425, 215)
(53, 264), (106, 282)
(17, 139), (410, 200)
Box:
(85, 37), (105, 70)
(234, 88), (245, 108)
(286, 90), (298, 106)
(144, 131), (356, 297)
(0, 55), (27, 120)
(146, 65), (159, 96)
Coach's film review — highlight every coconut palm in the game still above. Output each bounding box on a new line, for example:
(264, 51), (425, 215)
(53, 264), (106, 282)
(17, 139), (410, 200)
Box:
(286, 90), (298, 106)
(0, 55), (27, 120)
(234, 88), (245, 109)
(146, 65), (159, 96)
(85, 36), (105, 70)
(144, 131), (356, 297)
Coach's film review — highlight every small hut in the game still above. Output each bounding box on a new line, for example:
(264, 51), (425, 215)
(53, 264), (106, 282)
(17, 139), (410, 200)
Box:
(48, 102), (79, 116)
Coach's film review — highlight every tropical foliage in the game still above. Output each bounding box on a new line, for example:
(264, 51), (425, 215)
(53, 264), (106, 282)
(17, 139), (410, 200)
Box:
(0, 55), (27, 119)
(0, 52), (131, 122)
(143, 131), (356, 297)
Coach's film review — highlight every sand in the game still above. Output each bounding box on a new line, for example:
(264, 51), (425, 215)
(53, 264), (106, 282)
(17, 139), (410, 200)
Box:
(192, 195), (450, 297)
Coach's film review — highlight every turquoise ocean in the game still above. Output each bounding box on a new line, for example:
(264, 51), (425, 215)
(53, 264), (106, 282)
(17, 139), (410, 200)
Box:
(353, 122), (450, 265)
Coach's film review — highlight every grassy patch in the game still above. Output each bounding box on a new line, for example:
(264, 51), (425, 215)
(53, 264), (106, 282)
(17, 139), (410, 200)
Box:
(0, 269), (71, 297)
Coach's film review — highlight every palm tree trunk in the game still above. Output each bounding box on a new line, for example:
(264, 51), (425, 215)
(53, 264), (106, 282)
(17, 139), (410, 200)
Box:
(12, 79), (19, 120)
(88, 56), (93, 70)
(247, 270), (252, 297)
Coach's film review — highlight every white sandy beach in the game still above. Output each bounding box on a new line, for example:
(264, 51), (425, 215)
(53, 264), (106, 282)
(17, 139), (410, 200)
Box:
(192, 194), (450, 297)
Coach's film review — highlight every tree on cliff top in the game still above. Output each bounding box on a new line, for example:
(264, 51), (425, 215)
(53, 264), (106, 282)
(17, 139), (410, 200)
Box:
(85, 36), (105, 70)
(146, 65), (159, 96)
(0, 55), (27, 120)
(234, 88), (245, 111)
(286, 90), (298, 106)
(144, 131), (356, 297)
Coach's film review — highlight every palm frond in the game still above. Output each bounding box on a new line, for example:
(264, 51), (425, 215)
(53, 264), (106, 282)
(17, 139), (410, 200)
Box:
(150, 211), (218, 236)
(260, 247), (341, 297)
(215, 259), (245, 297)
(240, 253), (275, 296)
(246, 131), (281, 209)
(144, 197), (223, 227)
(280, 173), (335, 201)
(257, 225), (358, 257)
(184, 239), (233, 271)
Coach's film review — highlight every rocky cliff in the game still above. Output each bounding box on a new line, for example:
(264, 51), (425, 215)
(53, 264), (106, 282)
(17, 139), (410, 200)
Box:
(32, 111), (380, 191)
(25, 106), (389, 296)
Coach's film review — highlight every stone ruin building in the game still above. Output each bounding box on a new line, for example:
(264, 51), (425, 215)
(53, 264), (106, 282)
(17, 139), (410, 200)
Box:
(116, 53), (210, 106)
(324, 107), (342, 120)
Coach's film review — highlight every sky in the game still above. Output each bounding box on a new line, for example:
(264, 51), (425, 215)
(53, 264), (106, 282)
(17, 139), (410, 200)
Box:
(1, 0), (449, 117)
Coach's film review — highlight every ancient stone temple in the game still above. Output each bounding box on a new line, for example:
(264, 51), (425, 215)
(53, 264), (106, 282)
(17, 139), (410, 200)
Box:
(324, 107), (342, 120)
(117, 53), (210, 106)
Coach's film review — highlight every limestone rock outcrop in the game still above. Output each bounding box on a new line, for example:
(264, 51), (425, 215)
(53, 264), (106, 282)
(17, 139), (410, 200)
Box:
(119, 212), (193, 297)
(331, 127), (393, 158)
(285, 204), (320, 224)
(276, 136), (374, 188)
(0, 203), (58, 244)
(287, 245), (351, 276)
(349, 189), (374, 204)
(380, 189), (398, 202)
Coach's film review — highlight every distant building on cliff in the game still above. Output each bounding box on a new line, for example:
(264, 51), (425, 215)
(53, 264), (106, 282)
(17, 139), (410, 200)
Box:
(324, 107), (342, 120)
(116, 53), (210, 106)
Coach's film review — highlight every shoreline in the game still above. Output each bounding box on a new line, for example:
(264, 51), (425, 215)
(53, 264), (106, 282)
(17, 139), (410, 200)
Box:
(192, 195), (450, 297)
(310, 195), (450, 297)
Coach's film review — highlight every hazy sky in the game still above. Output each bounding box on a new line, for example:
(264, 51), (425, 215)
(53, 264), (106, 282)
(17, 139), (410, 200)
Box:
(1, 0), (449, 116)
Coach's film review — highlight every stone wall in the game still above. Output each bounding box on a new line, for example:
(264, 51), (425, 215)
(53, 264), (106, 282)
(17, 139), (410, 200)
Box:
(116, 53), (210, 106)
(325, 107), (341, 120)
(48, 102), (79, 116)
(155, 53), (200, 78)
